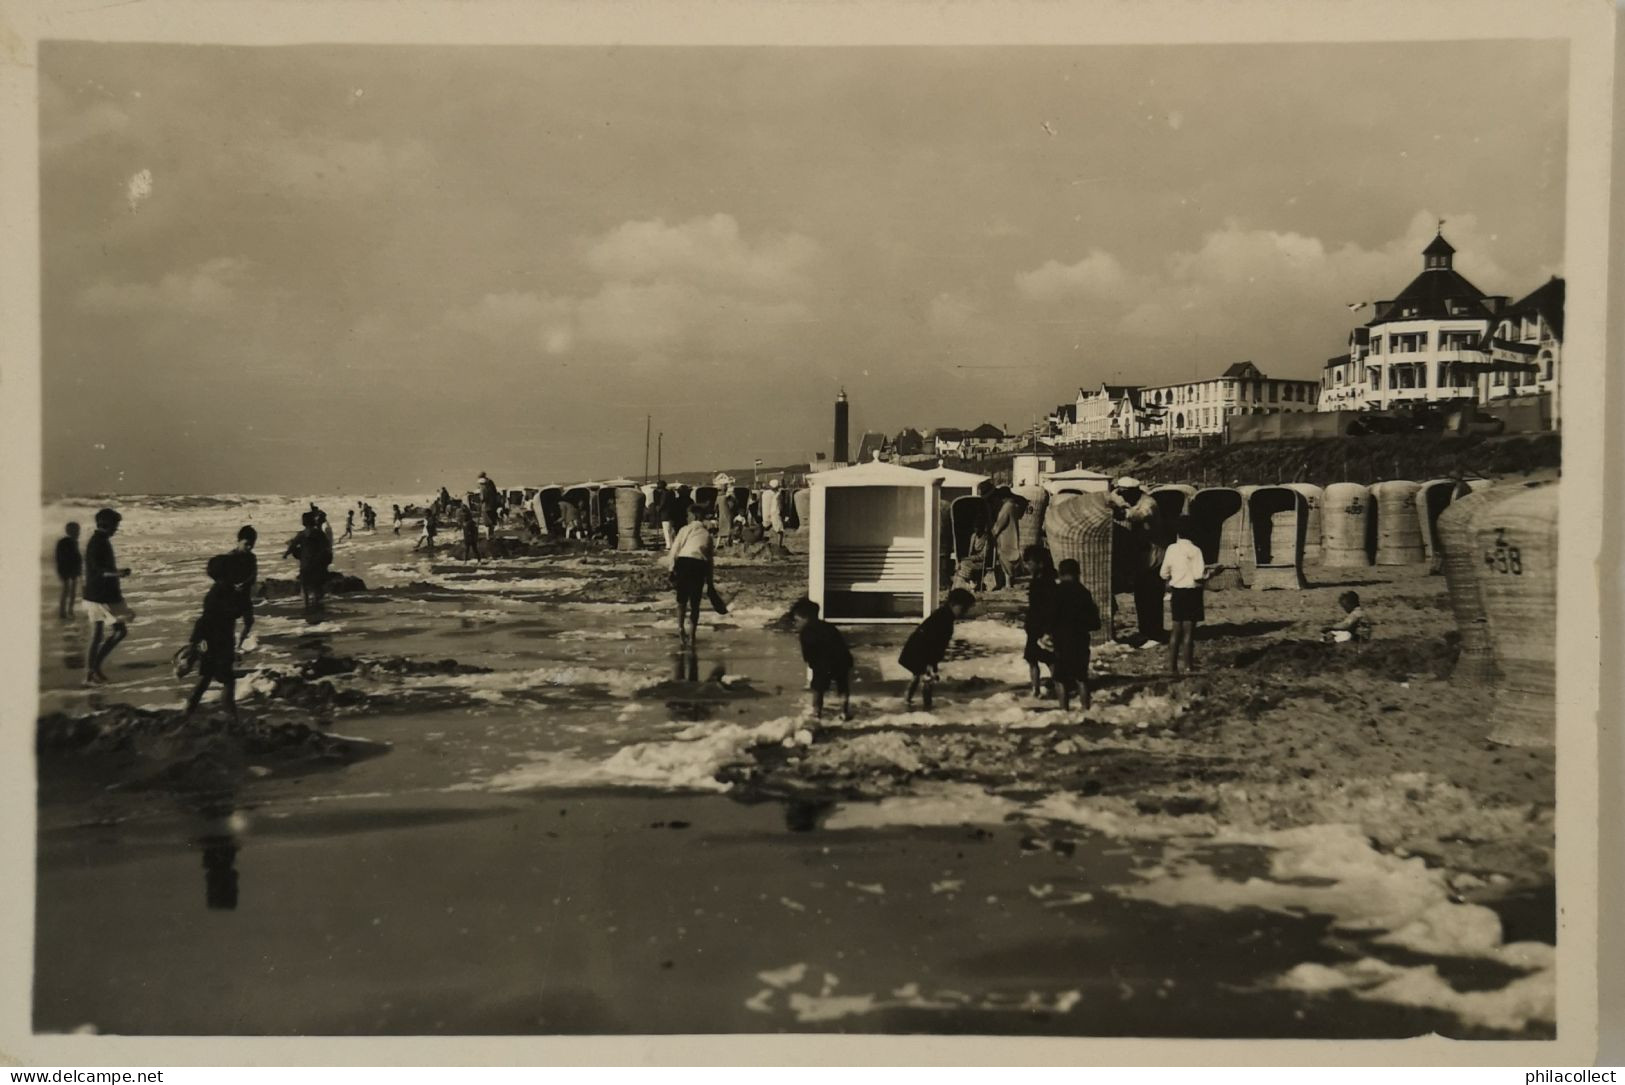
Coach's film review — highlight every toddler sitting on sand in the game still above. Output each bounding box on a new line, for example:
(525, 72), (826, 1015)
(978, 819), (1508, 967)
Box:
(1323, 590), (1373, 644)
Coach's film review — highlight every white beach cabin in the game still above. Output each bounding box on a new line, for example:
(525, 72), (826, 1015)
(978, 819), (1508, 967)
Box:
(808, 460), (944, 623)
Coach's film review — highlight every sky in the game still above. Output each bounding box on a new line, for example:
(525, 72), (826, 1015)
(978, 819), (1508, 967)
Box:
(39, 40), (1567, 495)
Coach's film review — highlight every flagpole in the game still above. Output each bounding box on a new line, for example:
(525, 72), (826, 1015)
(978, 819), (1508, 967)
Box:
(643, 415), (651, 485)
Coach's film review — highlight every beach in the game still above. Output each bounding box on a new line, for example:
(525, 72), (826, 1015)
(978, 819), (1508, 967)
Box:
(34, 494), (1555, 1038)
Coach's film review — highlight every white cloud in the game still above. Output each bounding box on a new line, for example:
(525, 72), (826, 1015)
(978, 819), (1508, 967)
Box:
(1013, 249), (1128, 303)
(583, 214), (819, 295)
(447, 215), (818, 358)
(79, 257), (254, 316)
(1010, 212), (1527, 371)
(1118, 212), (1515, 343)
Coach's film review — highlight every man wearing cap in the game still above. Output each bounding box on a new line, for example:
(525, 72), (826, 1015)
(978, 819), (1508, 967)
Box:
(82, 507), (134, 685)
(1108, 477), (1169, 643)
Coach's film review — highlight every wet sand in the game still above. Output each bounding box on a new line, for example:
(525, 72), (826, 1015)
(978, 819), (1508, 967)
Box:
(33, 503), (1556, 1038)
(36, 789), (1511, 1038)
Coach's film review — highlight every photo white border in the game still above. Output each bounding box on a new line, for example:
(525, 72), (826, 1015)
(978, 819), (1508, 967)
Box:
(0, 0), (1613, 1066)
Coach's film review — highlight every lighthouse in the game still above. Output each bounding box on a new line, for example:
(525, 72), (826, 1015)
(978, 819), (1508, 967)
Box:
(833, 389), (850, 466)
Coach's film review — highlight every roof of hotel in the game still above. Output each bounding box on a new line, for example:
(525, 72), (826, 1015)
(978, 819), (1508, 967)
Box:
(1367, 266), (1499, 326)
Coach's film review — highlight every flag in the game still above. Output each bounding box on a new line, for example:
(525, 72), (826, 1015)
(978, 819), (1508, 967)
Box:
(754, 459), (763, 466)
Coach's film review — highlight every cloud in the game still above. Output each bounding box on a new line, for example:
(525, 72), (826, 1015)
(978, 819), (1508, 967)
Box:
(448, 215), (819, 359)
(447, 291), (578, 354)
(1013, 249), (1128, 302)
(582, 213), (819, 294)
(79, 256), (255, 316)
(1118, 212), (1515, 343)
(1012, 212), (1531, 369)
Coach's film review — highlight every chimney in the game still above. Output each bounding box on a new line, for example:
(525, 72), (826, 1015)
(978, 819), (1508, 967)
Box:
(834, 389), (850, 466)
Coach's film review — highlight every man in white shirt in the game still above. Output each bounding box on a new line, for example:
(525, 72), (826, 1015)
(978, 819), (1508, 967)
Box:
(1158, 515), (1207, 676)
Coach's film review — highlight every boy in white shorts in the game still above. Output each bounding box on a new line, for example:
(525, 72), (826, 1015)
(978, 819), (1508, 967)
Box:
(82, 508), (134, 685)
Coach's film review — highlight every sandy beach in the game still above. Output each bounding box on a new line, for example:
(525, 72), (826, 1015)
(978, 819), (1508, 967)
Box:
(32, 493), (1555, 1039)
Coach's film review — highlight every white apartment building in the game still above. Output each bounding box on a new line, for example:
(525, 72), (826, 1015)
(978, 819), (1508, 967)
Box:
(1055, 384), (1141, 443)
(1320, 232), (1556, 415)
(1139, 362), (1320, 438)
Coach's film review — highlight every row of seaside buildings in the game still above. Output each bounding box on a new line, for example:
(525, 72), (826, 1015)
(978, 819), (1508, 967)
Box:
(845, 230), (1563, 463)
(1046, 231), (1563, 443)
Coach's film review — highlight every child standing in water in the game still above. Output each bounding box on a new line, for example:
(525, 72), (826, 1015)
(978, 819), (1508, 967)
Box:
(1323, 590), (1373, 644)
(414, 507), (438, 551)
(791, 598), (853, 722)
(899, 588), (976, 711)
(1050, 559), (1102, 714)
(82, 508), (134, 685)
(1022, 545), (1057, 698)
(179, 535), (258, 726)
(55, 521), (82, 620)
(458, 504), (481, 563)
(284, 512), (332, 612)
